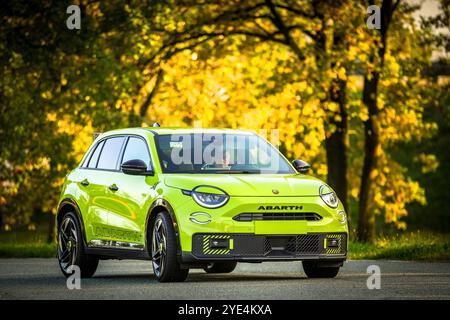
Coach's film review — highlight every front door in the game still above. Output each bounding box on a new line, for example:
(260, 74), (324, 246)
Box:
(87, 136), (127, 245)
(106, 136), (158, 247)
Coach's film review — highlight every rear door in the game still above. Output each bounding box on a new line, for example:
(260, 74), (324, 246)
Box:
(76, 139), (109, 243)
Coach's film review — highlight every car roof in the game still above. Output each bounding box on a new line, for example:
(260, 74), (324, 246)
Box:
(98, 127), (256, 137)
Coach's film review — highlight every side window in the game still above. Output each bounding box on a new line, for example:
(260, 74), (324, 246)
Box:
(121, 137), (151, 168)
(97, 137), (126, 170)
(86, 140), (104, 169)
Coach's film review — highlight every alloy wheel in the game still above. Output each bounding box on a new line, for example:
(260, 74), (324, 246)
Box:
(151, 218), (167, 277)
(58, 217), (78, 272)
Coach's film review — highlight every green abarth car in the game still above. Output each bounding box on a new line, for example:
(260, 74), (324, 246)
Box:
(56, 126), (348, 282)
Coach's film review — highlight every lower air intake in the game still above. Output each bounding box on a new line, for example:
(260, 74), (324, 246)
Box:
(192, 233), (347, 258)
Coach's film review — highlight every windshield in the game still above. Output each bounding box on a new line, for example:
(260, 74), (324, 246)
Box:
(154, 133), (295, 174)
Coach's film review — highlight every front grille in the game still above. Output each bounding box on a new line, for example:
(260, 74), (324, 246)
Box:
(283, 234), (321, 254)
(233, 212), (322, 222)
(192, 233), (347, 258)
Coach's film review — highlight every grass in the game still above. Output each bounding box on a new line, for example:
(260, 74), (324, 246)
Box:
(348, 231), (450, 261)
(0, 227), (449, 260)
(0, 223), (56, 258)
(0, 243), (56, 258)
(0, 223), (50, 243)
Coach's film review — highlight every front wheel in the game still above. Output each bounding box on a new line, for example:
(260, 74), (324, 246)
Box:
(302, 261), (340, 278)
(57, 212), (99, 278)
(151, 212), (189, 282)
(204, 262), (237, 274)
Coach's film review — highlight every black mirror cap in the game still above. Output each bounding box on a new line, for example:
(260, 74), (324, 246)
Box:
(121, 159), (153, 176)
(292, 159), (310, 174)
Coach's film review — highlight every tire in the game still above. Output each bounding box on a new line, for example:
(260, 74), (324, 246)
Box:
(57, 212), (99, 278)
(302, 261), (340, 278)
(204, 262), (237, 274)
(151, 211), (189, 282)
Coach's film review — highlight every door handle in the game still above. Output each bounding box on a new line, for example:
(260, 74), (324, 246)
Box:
(80, 179), (89, 186)
(109, 184), (119, 192)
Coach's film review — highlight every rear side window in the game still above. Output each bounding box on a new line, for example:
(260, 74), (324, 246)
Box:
(97, 137), (126, 170)
(86, 140), (104, 168)
(122, 137), (151, 168)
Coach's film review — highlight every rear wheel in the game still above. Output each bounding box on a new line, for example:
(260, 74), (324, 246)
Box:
(57, 212), (99, 278)
(204, 262), (237, 274)
(302, 261), (340, 278)
(151, 212), (189, 282)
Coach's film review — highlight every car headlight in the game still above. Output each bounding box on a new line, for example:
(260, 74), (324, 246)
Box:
(319, 185), (338, 208)
(183, 186), (229, 208)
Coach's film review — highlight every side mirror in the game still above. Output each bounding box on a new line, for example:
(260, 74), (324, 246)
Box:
(292, 159), (310, 174)
(121, 159), (153, 176)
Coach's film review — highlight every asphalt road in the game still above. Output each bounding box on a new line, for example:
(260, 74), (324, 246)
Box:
(0, 258), (449, 299)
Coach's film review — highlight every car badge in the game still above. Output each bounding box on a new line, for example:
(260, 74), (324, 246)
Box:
(272, 189), (279, 194)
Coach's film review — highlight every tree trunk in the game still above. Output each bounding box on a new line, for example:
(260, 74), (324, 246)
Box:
(325, 129), (348, 211)
(47, 213), (56, 243)
(357, 0), (397, 242)
(357, 74), (380, 243)
(139, 68), (164, 120)
(325, 78), (348, 212)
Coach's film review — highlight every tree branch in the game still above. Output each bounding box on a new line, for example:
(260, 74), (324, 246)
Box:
(200, 2), (267, 25)
(139, 68), (164, 118)
(144, 28), (287, 68)
(274, 3), (315, 19)
(264, 0), (306, 60)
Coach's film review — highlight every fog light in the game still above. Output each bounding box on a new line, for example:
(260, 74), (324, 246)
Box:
(210, 238), (229, 249)
(327, 238), (339, 248)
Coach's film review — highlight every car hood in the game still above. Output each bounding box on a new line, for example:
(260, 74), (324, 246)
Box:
(164, 174), (324, 197)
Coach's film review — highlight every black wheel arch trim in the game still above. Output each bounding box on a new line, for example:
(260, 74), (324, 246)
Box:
(57, 198), (88, 247)
(146, 198), (182, 256)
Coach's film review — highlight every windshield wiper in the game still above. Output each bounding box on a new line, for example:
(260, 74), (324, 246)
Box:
(214, 170), (260, 174)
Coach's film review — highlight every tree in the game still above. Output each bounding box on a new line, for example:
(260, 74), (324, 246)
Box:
(0, 0), (144, 239)
(357, 0), (400, 241)
(0, 0), (444, 242)
(357, 0), (442, 241)
(136, 0), (372, 212)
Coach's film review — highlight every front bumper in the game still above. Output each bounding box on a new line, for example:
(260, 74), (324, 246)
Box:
(173, 194), (349, 253)
(181, 232), (347, 263)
